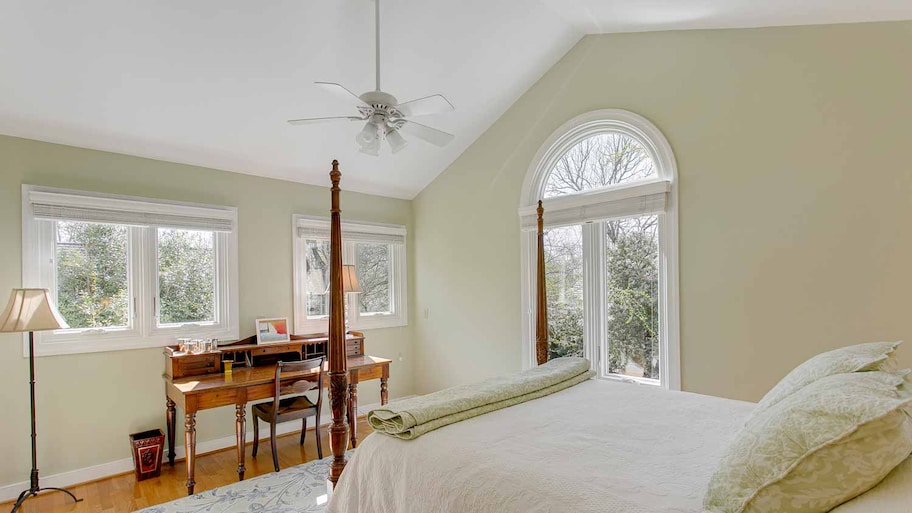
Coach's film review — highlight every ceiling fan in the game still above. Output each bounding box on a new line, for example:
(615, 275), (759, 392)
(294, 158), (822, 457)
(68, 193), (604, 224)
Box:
(288, 0), (455, 156)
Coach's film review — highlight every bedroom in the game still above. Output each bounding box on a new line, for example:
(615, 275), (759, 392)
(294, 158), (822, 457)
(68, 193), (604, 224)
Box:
(1, 1), (911, 512)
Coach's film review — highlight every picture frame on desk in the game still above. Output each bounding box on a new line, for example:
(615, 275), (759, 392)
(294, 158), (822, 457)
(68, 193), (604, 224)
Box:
(255, 317), (290, 344)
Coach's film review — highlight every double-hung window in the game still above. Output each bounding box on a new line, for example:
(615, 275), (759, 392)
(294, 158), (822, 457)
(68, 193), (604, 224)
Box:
(22, 185), (239, 355)
(292, 215), (407, 333)
(519, 110), (680, 389)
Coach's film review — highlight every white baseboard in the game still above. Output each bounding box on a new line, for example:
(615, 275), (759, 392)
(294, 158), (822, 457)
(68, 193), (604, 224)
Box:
(0, 400), (396, 503)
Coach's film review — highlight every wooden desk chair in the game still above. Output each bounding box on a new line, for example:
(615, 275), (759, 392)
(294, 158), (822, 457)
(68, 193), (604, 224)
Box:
(251, 356), (324, 472)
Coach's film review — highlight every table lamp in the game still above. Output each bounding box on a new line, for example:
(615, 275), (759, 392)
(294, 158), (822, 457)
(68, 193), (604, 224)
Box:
(326, 264), (362, 333)
(0, 289), (82, 512)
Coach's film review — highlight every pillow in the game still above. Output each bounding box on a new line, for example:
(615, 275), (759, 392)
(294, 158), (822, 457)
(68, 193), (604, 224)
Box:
(752, 341), (901, 420)
(704, 371), (912, 513)
(828, 456), (912, 513)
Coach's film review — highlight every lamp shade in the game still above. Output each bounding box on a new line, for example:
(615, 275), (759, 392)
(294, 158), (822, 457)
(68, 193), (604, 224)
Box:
(0, 289), (69, 333)
(341, 265), (362, 294)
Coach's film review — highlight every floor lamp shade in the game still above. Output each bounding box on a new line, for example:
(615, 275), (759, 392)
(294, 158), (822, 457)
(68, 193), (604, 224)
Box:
(0, 288), (68, 333)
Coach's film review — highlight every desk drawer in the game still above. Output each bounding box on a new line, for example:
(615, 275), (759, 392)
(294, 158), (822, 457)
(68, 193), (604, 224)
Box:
(250, 345), (300, 357)
(355, 365), (384, 381)
(346, 339), (362, 356)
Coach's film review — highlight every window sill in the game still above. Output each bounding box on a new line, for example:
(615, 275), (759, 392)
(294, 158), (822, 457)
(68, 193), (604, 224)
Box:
(598, 374), (661, 387)
(353, 316), (408, 331)
(29, 326), (238, 357)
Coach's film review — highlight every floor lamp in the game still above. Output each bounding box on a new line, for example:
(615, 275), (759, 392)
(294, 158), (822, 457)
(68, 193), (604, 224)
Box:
(0, 289), (82, 513)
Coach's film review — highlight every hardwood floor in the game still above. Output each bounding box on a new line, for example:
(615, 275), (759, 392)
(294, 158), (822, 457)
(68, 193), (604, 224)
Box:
(3, 419), (371, 513)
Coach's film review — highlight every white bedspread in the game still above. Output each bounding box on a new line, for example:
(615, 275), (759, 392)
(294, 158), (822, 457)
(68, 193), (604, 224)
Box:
(328, 379), (754, 513)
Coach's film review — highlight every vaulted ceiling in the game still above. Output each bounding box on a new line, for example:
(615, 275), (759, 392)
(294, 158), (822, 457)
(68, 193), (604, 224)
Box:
(2, 1), (910, 199)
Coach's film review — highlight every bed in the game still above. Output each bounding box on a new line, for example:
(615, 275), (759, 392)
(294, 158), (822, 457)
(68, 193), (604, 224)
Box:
(320, 162), (912, 513)
(331, 378), (753, 513)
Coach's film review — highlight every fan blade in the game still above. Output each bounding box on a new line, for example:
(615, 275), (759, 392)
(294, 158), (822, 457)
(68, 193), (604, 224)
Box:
(396, 94), (454, 117)
(315, 81), (369, 108)
(398, 120), (454, 147)
(287, 116), (364, 125)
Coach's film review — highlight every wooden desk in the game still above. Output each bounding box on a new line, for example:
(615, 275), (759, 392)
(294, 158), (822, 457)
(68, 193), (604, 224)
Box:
(164, 355), (390, 495)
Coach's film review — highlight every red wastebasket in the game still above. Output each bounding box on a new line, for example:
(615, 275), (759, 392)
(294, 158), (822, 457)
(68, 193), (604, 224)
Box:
(130, 429), (165, 481)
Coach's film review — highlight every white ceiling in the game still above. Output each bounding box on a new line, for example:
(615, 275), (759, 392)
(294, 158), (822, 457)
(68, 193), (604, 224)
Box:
(1, 1), (910, 199)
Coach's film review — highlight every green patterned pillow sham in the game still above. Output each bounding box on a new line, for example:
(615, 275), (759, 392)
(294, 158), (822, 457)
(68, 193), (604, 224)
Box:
(752, 341), (901, 421)
(705, 371), (912, 513)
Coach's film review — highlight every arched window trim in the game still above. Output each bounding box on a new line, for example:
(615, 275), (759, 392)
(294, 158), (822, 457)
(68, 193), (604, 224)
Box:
(518, 109), (681, 391)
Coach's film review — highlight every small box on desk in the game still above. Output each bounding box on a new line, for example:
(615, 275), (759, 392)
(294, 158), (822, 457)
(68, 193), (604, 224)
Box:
(163, 346), (222, 379)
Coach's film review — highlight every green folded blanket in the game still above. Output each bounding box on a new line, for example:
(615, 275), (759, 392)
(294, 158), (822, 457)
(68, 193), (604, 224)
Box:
(368, 357), (594, 440)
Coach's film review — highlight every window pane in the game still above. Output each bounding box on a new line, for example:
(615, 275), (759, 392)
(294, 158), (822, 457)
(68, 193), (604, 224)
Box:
(55, 221), (129, 329)
(158, 228), (216, 325)
(544, 225), (584, 359)
(605, 214), (660, 381)
(305, 240), (330, 317)
(544, 132), (656, 198)
(356, 243), (391, 315)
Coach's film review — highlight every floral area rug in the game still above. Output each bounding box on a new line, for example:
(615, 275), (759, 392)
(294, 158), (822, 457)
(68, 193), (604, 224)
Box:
(135, 452), (353, 513)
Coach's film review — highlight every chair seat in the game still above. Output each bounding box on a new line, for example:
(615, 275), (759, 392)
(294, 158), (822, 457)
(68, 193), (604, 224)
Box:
(253, 395), (317, 418)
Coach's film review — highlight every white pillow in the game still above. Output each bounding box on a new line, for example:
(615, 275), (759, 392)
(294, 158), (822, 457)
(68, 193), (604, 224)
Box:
(829, 456), (912, 513)
(705, 371), (912, 513)
(751, 341), (901, 421)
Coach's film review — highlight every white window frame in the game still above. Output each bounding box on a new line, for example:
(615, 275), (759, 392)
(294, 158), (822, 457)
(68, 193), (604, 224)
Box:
(292, 215), (407, 334)
(518, 109), (681, 390)
(21, 185), (239, 356)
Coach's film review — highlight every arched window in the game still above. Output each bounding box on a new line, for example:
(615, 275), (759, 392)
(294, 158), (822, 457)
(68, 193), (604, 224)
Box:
(519, 110), (680, 390)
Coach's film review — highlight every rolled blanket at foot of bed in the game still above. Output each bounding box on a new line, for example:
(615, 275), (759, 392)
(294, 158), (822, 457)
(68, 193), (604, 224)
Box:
(368, 357), (594, 440)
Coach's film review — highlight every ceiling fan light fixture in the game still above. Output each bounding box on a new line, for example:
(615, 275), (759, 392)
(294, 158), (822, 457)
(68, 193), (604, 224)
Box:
(288, 0), (455, 155)
(386, 128), (408, 154)
(359, 140), (381, 157)
(358, 127), (382, 156)
(355, 122), (378, 146)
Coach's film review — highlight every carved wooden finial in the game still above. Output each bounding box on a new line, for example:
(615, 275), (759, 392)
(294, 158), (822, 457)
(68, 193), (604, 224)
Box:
(537, 200), (543, 217)
(330, 160), (341, 185)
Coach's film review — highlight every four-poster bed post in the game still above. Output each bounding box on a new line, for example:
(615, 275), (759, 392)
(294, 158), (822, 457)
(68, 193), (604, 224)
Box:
(327, 160), (350, 485)
(535, 200), (548, 366)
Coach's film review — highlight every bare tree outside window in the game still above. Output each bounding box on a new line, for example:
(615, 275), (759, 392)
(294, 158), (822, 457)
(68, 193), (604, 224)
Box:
(543, 133), (655, 199)
(542, 132), (661, 380)
(305, 240), (331, 317)
(55, 221), (129, 329)
(356, 243), (391, 314)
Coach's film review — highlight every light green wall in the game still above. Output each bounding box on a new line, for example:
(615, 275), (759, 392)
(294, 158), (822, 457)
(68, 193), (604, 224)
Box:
(0, 135), (414, 487)
(412, 21), (912, 399)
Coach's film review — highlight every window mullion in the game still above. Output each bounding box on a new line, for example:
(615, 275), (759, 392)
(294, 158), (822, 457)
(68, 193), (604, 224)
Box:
(137, 226), (153, 335)
(581, 222), (605, 374)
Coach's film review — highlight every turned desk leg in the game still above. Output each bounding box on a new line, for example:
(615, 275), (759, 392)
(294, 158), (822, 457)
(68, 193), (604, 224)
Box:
(184, 413), (197, 495)
(235, 404), (246, 480)
(348, 382), (358, 448)
(166, 399), (177, 466)
(380, 377), (389, 405)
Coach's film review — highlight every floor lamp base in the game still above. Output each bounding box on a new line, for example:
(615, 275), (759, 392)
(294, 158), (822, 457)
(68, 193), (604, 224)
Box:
(10, 485), (82, 513)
